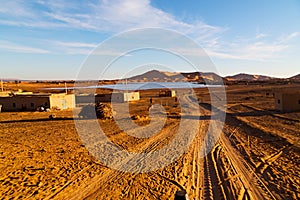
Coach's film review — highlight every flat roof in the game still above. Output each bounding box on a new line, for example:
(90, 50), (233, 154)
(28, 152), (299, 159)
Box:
(0, 93), (73, 97)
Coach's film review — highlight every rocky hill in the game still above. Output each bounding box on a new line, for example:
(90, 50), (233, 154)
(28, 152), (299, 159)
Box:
(289, 74), (300, 80)
(127, 70), (224, 84)
(125, 70), (298, 84)
(225, 73), (273, 82)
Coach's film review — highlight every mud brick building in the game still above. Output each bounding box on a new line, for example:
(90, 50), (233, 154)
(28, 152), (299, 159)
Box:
(275, 92), (300, 112)
(75, 91), (140, 104)
(0, 93), (75, 111)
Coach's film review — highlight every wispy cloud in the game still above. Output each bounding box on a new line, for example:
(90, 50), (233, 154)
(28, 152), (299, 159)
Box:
(41, 40), (96, 55)
(29, 31), (300, 58)
(278, 32), (300, 43)
(43, 40), (132, 55)
(0, 0), (227, 55)
(52, 41), (97, 48)
(0, 0), (226, 55)
(0, 0), (299, 61)
(255, 33), (269, 39)
(0, 40), (50, 54)
(0, 1), (33, 17)
(167, 31), (299, 62)
(0, 0), (224, 38)
(206, 32), (299, 61)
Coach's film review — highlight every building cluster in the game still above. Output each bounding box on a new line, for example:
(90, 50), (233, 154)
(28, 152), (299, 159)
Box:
(274, 92), (300, 112)
(0, 92), (75, 112)
(1, 86), (300, 113)
(264, 88), (300, 112)
(0, 90), (144, 112)
(75, 92), (140, 105)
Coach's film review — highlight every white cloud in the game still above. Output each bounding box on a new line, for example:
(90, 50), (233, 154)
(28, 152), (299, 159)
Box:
(247, 42), (287, 53)
(0, 0), (227, 57)
(40, 40), (96, 55)
(278, 32), (300, 43)
(0, 40), (50, 54)
(0, 0), (224, 39)
(206, 31), (299, 61)
(0, 0), (298, 61)
(0, 1), (33, 17)
(52, 41), (97, 48)
(255, 33), (269, 39)
(206, 50), (242, 60)
(164, 31), (297, 62)
(288, 32), (300, 39)
(43, 40), (132, 55)
(0, 0), (227, 55)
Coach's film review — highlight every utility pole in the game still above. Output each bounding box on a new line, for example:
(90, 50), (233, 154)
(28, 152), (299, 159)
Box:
(65, 82), (67, 94)
(125, 78), (128, 100)
(1, 80), (3, 92)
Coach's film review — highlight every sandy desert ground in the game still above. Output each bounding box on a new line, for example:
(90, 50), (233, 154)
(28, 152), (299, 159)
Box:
(0, 84), (300, 199)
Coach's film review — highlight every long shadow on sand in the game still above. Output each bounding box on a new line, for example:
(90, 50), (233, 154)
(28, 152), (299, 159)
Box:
(200, 102), (300, 122)
(167, 115), (211, 120)
(230, 110), (300, 122)
(0, 117), (74, 124)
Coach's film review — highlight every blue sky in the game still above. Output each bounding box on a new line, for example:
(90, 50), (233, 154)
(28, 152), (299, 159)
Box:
(0, 0), (299, 79)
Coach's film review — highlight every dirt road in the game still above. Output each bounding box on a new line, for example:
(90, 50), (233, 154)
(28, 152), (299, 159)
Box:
(1, 90), (299, 199)
(58, 94), (277, 200)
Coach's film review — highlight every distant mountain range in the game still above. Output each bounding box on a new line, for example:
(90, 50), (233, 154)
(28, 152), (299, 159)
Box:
(1, 71), (299, 83)
(225, 73), (274, 82)
(126, 70), (300, 83)
(128, 70), (225, 84)
(290, 74), (300, 80)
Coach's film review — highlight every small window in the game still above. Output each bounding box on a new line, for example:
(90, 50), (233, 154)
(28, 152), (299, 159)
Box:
(31, 103), (34, 107)
(277, 99), (280, 104)
(13, 103), (16, 107)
